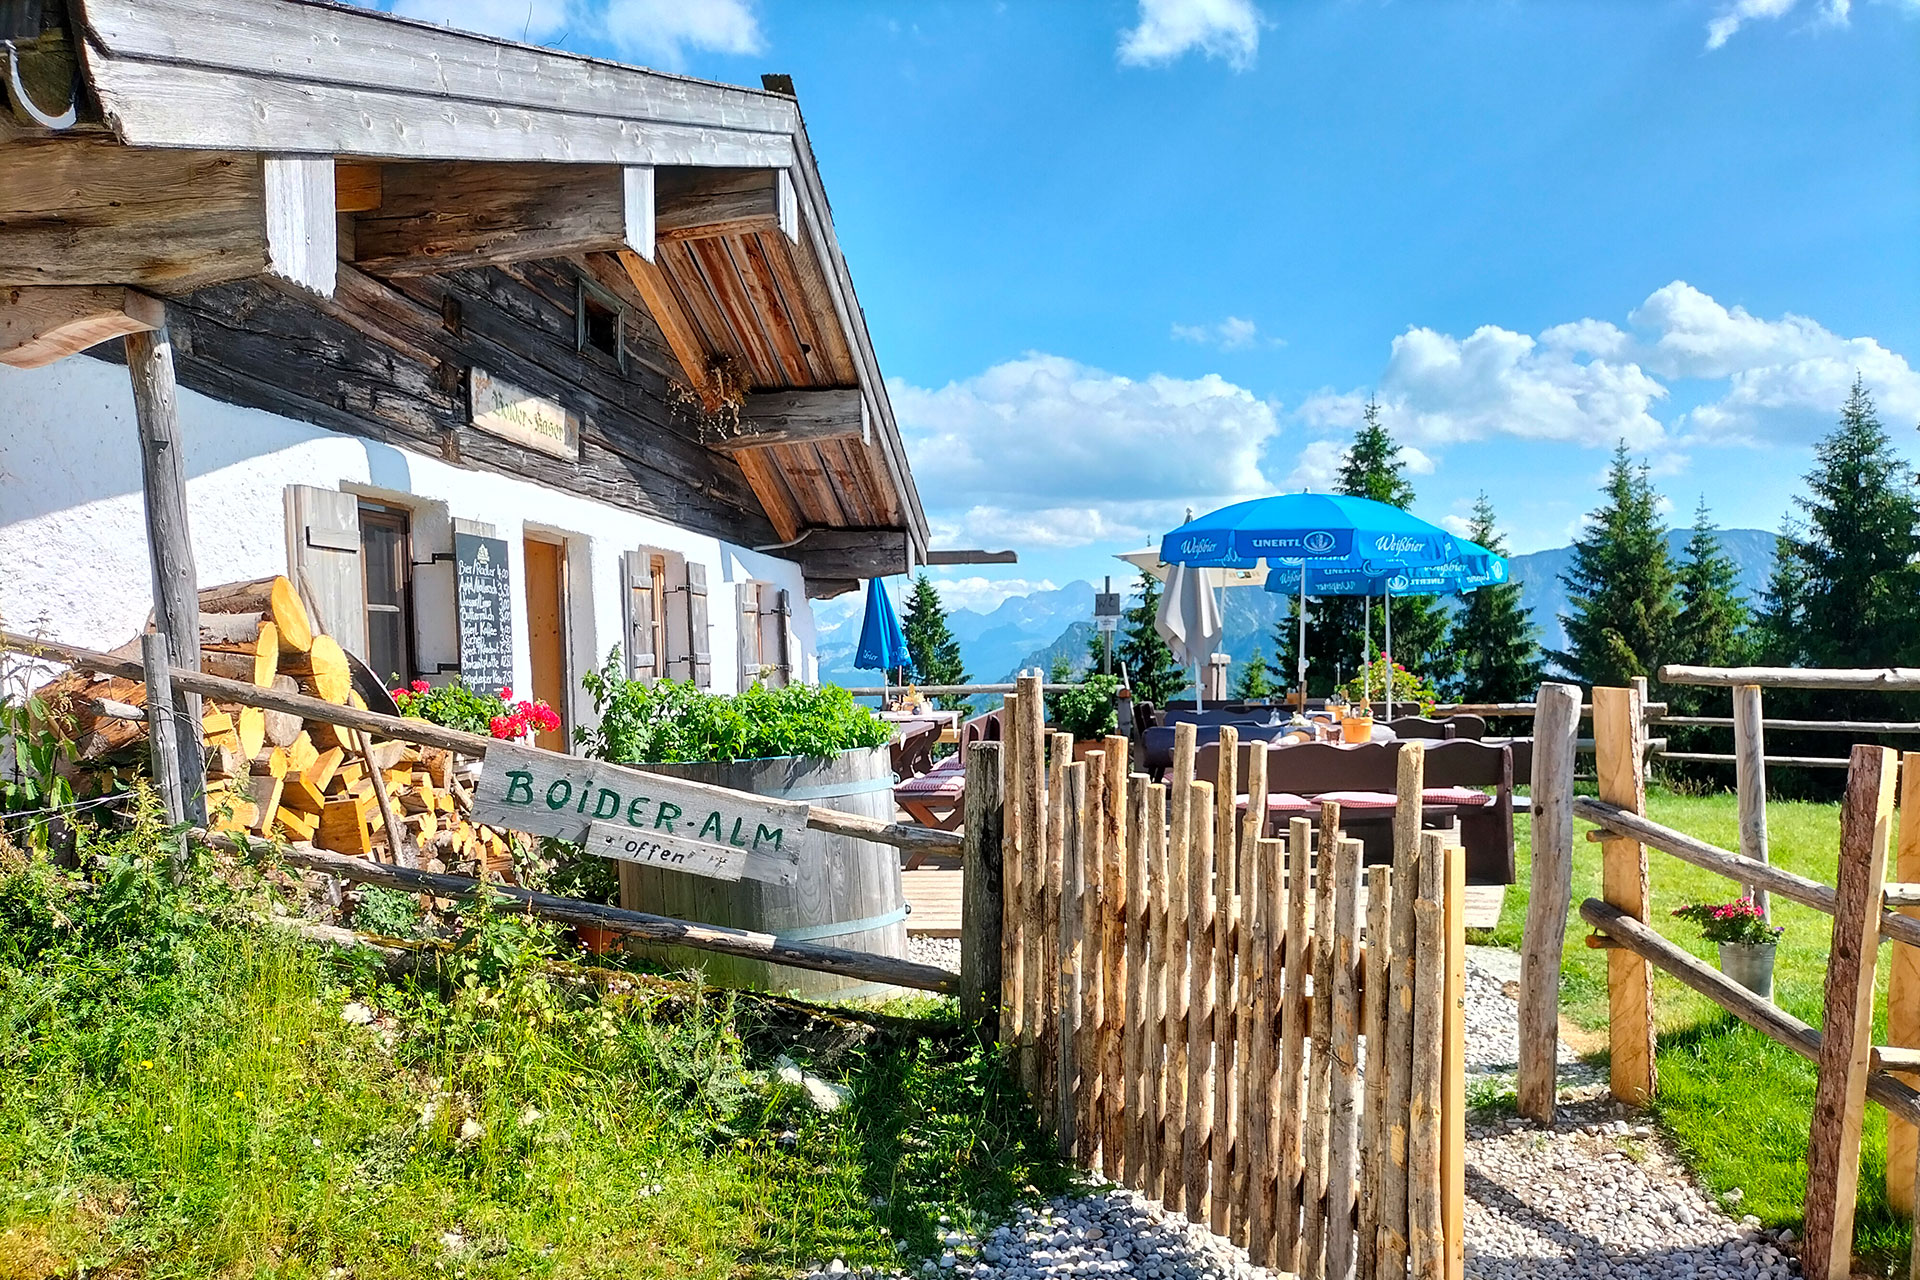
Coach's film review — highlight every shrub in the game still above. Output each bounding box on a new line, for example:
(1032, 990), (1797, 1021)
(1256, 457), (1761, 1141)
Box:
(1046, 672), (1119, 742)
(578, 651), (893, 765)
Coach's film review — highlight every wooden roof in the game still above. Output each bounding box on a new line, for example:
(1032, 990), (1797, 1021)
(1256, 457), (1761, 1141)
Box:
(51, 0), (927, 561)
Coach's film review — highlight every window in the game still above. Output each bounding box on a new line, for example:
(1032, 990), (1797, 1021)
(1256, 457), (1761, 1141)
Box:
(736, 581), (792, 689)
(359, 502), (415, 686)
(623, 550), (711, 688)
(576, 275), (627, 372)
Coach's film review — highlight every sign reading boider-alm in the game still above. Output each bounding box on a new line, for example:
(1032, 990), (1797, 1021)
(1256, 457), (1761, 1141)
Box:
(471, 742), (806, 885)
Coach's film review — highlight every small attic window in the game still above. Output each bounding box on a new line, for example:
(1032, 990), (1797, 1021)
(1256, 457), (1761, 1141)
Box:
(576, 275), (628, 373)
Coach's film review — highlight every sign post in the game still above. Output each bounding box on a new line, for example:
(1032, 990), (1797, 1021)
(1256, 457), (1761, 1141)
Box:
(470, 742), (806, 885)
(1094, 576), (1123, 675)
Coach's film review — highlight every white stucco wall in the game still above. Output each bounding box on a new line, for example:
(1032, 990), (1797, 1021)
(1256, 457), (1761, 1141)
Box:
(0, 357), (818, 741)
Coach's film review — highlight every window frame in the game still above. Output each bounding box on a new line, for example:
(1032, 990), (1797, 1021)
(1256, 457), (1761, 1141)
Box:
(357, 500), (417, 686)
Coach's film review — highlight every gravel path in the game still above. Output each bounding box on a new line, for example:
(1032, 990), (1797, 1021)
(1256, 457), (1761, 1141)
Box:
(806, 944), (1798, 1280)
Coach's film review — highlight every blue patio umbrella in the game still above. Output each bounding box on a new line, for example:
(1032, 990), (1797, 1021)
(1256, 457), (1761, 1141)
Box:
(854, 576), (913, 690)
(1267, 539), (1509, 714)
(1160, 492), (1464, 700)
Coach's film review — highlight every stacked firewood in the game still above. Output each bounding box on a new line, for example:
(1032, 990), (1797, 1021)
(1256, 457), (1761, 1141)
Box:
(36, 575), (518, 877)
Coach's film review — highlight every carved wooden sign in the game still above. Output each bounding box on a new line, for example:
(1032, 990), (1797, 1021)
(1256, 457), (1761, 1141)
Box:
(469, 367), (580, 459)
(471, 742), (805, 885)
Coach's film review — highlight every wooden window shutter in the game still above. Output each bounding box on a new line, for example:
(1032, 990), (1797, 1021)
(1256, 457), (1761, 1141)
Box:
(622, 550), (657, 679)
(283, 485), (366, 659)
(684, 561), (711, 688)
(736, 581), (760, 689)
(773, 588), (793, 687)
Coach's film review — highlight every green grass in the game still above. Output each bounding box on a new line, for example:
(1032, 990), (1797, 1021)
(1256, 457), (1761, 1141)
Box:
(1476, 786), (1911, 1267)
(0, 840), (1069, 1279)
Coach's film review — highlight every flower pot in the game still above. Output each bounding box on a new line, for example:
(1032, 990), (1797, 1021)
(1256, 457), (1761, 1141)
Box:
(1072, 739), (1106, 763)
(1718, 941), (1776, 1000)
(1340, 714), (1374, 745)
(575, 923), (624, 956)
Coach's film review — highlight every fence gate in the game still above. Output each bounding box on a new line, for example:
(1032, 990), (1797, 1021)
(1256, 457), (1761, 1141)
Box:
(995, 674), (1467, 1280)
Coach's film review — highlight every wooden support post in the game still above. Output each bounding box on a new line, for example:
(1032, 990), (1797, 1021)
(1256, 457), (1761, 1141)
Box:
(1081, 751), (1108, 1169)
(1325, 834), (1366, 1280)
(960, 741), (1006, 1032)
(1165, 722), (1197, 1199)
(140, 632), (188, 872)
(1409, 831), (1448, 1280)
(1442, 837), (1466, 1280)
(1519, 682), (1582, 1123)
(1380, 744), (1424, 1279)
(1360, 862), (1394, 1280)
(1021, 677), (1049, 1110)
(1058, 759), (1088, 1157)
(126, 322), (206, 825)
(358, 728), (407, 867)
(1211, 725), (1239, 1237)
(1734, 683), (1771, 921)
(1888, 752), (1920, 1216)
(1103, 740), (1129, 1178)
(1595, 684), (1655, 1105)
(1124, 769), (1152, 1185)
(1184, 777), (1216, 1223)
(1805, 745), (1898, 1280)
(1276, 815), (1314, 1272)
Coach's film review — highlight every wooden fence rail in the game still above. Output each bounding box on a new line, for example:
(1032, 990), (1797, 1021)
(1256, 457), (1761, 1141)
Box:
(997, 672), (1465, 1280)
(1524, 674), (1920, 1280)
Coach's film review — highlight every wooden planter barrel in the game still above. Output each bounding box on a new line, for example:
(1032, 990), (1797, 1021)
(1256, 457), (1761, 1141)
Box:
(616, 745), (907, 1000)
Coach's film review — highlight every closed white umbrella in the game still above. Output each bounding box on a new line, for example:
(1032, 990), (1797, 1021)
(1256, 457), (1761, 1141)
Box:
(1155, 561), (1224, 710)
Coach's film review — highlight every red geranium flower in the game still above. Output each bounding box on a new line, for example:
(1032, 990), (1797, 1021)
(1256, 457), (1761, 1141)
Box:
(411, 679), (430, 694)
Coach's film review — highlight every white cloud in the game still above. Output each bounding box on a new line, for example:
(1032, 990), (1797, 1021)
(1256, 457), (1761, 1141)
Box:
(1705, 0), (1849, 48)
(1171, 315), (1273, 350)
(1439, 513), (1475, 539)
(891, 353), (1280, 550)
(386, 0), (762, 66)
(1118, 0), (1261, 69)
(1282, 439), (1347, 491)
(924, 576), (1061, 614)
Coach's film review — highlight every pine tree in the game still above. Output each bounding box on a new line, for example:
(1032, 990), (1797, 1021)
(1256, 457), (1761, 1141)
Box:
(1794, 377), (1920, 667)
(1441, 493), (1541, 702)
(1233, 646), (1274, 701)
(901, 573), (968, 710)
(1113, 572), (1188, 706)
(1552, 442), (1677, 688)
(1751, 517), (1810, 667)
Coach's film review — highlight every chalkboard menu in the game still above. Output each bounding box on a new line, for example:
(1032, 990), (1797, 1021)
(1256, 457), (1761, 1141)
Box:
(454, 532), (514, 695)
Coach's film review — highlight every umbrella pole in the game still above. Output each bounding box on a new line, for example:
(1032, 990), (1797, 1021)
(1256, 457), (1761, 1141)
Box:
(1297, 563), (1307, 708)
(1194, 662), (1204, 713)
(1384, 585), (1394, 721)
(1363, 594), (1371, 706)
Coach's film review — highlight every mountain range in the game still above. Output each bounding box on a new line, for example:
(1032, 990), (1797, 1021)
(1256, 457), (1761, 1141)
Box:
(814, 528), (1779, 691)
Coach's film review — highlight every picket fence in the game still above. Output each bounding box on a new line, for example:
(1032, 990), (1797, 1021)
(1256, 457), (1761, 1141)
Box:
(994, 673), (1466, 1280)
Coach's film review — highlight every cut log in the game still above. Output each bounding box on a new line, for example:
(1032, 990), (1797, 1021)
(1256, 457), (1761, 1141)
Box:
(205, 741), (245, 779)
(317, 797), (373, 856)
(231, 706), (266, 761)
(245, 773), (283, 836)
(262, 675), (302, 747)
(421, 747), (453, 789)
(198, 612), (271, 647)
(283, 635), (350, 703)
(276, 806), (318, 842)
(287, 731), (318, 773)
(303, 745), (345, 793)
(200, 649), (265, 685)
(200, 620), (278, 687)
(199, 576), (313, 654)
(251, 746), (289, 779)
(282, 778), (328, 815)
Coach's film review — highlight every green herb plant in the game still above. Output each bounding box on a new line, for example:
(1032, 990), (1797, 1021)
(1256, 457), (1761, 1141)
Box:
(1045, 672), (1120, 743)
(0, 655), (78, 854)
(578, 651), (893, 765)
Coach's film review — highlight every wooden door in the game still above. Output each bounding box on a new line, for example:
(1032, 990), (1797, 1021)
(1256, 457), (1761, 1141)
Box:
(522, 537), (569, 753)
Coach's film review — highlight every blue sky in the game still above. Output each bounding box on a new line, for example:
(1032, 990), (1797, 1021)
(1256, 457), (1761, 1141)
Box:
(372, 0), (1920, 616)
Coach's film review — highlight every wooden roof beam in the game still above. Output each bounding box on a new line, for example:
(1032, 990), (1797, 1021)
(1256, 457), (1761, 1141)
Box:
(781, 528), (911, 581)
(351, 161), (652, 277)
(709, 388), (865, 452)
(1, 284), (162, 368)
(925, 549), (1019, 566)
(0, 135), (335, 297)
(656, 167), (797, 244)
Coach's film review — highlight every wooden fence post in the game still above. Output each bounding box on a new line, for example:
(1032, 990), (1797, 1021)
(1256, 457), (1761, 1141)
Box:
(1041, 730), (1069, 1133)
(1080, 750), (1108, 1168)
(1409, 831), (1448, 1280)
(140, 632), (189, 873)
(1211, 724), (1240, 1238)
(1002, 692), (1026, 1061)
(1103, 740), (1130, 1178)
(1360, 861), (1393, 1280)
(1325, 834), (1366, 1280)
(127, 322), (206, 825)
(1379, 745), (1424, 1279)
(1141, 781), (1169, 1202)
(1518, 682), (1581, 1122)
(959, 741), (1005, 1033)
(1020, 675), (1049, 1102)
(1276, 815), (1313, 1272)
(1058, 759), (1088, 1157)
(1300, 800), (1342, 1280)
(1164, 723), (1197, 1200)
(1886, 751), (1920, 1216)
(1442, 837), (1466, 1280)
(1734, 683), (1771, 921)
(1595, 683), (1655, 1105)
(1184, 777), (1217, 1223)
(1248, 832), (1283, 1267)
(1805, 745), (1898, 1280)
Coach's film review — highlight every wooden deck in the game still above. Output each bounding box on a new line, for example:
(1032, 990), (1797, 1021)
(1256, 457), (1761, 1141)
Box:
(901, 866), (1506, 937)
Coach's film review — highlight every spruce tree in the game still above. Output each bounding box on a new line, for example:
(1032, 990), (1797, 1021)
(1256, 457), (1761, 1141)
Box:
(1441, 493), (1541, 702)
(1233, 646), (1275, 701)
(1751, 517), (1810, 667)
(1113, 572), (1188, 706)
(901, 573), (968, 710)
(1552, 442), (1677, 688)
(1794, 377), (1920, 667)
(1670, 499), (1750, 673)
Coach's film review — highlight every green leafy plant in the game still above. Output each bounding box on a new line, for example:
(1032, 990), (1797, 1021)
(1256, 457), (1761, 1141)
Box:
(546, 839), (622, 907)
(0, 664), (78, 853)
(578, 651), (893, 764)
(1046, 672), (1120, 742)
(352, 885), (423, 939)
(391, 678), (558, 741)
(1337, 656), (1439, 716)
(1672, 897), (1783, 947)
